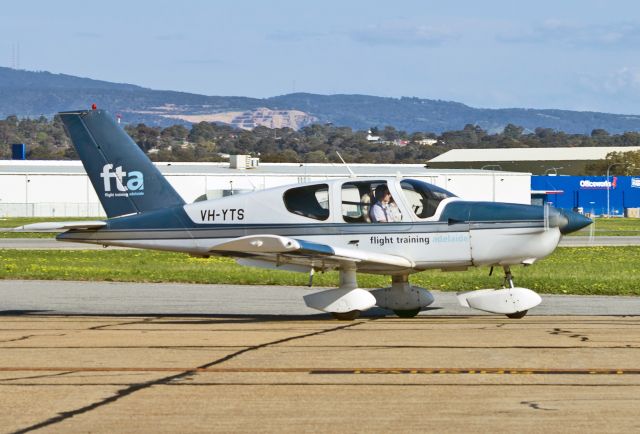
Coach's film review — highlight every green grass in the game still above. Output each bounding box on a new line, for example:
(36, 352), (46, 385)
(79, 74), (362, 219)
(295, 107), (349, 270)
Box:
(1, 247), (638, 296)
(0, 232), (59, 238)
(569, 217), (640, 236)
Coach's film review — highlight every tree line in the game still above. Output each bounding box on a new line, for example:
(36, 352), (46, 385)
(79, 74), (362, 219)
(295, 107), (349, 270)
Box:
(1, 115), (640, 173)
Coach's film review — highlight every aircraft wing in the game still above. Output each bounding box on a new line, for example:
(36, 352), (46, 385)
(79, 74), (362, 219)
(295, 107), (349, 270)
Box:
(13, 221), (107, 232)
(209, 234), (413, 272)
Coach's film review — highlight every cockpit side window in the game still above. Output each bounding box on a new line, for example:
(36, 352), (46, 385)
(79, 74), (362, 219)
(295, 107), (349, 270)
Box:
(283, 184), (330, 220)
(341, 180), (389, 223)
(400, 179), (457, 219)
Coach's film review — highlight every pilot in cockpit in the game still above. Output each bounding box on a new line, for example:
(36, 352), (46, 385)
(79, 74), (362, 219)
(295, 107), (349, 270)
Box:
(370, 185), (401, 222)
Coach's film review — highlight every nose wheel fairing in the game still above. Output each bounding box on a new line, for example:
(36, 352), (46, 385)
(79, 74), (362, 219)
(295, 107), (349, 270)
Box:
(457, 287), (541, 316)
(456, 266), (541, 318)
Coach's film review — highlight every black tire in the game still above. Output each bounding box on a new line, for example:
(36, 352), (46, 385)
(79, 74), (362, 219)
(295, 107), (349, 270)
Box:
(331, 310), (361, 320)
(506, 310), (528, 319)
(393, 308), (421, 318)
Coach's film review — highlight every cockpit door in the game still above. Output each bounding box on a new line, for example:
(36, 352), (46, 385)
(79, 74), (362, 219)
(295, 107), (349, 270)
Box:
(396, 179), (472, 268)
(336, 179), (413, 235)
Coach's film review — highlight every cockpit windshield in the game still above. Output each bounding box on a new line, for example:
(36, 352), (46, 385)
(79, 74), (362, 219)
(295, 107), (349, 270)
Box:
(400, 179), (457, 219)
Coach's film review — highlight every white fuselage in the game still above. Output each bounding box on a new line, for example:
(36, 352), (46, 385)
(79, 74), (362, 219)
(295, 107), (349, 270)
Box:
(72, 177), (561, 274)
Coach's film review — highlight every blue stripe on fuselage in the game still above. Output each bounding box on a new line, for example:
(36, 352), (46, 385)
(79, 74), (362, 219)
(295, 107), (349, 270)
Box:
(56, 201), (546, 242)
(439, 201), (546, 222)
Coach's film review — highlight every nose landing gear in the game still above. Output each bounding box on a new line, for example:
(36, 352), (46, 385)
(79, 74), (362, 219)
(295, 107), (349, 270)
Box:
(503, 266), (528, 319)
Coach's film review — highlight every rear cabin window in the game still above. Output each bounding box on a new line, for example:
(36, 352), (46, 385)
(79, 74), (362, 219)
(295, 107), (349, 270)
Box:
(283, 184), (330, 220)
(400, 179), (457, 219)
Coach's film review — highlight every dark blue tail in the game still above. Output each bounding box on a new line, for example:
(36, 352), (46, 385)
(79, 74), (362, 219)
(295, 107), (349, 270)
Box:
(59, 109), (185, 218)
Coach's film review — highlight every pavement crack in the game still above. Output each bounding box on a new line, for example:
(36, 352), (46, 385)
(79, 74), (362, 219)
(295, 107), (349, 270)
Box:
(0, 371), (75, 382)
(11, 319), (366, 434)
(548, 328), (590, 342)
(0, 333), (65, 344)
(88, 317), (155, 330)
(520, 400), (557, 411)
(197, 320), (365, 370)
(0, 334), (37, 343)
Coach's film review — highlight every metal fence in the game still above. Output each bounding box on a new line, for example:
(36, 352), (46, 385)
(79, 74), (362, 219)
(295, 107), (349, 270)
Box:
(0, 203), (105, 217)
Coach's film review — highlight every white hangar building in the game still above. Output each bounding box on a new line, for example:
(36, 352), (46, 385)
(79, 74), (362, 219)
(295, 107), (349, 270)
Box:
(0, 160), (531, 217)
(427, 146), (640, 175)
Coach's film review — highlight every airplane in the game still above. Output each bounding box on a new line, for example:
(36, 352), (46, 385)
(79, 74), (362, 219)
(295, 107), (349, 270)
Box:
(16, 108), (593, 320)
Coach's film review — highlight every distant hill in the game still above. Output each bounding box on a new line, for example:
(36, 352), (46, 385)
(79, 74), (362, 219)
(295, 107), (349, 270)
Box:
(2, 67), (640, 134)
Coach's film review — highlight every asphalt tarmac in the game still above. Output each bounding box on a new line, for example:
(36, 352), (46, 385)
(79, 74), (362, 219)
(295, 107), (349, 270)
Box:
(1, 281), (639, 433)
(1, 280), (640, 317)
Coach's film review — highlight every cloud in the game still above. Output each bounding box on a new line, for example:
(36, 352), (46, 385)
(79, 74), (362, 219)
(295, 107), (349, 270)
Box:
(578, 67), (640, 95)
(499, 19), (640, 49)
(351, 21), (455, 47)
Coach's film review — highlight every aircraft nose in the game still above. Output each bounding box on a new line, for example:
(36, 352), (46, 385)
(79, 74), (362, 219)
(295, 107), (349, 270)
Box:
(557, 209), (593, 235)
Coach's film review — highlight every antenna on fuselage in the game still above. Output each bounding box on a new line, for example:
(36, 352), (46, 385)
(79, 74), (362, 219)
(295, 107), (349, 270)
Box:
(335, 151), (356, 178)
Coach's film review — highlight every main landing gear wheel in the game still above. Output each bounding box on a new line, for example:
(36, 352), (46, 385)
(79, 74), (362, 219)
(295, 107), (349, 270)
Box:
(331, 310), (361, 321)
(393, 308), (421, 318)
(506, 310), (528, 319)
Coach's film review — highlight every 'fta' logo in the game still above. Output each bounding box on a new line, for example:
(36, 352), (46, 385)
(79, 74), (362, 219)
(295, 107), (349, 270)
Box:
(100, 164), (144, 193)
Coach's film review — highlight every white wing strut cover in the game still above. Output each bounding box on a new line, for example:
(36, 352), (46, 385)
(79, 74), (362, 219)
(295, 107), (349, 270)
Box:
(13, 221), (107, 232)
(209, 234), (413, 268)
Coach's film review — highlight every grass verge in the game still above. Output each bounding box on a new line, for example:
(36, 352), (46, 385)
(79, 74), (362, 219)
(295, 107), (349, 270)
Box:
(569, 217), (640, 236)
(0, 247), (638, 296)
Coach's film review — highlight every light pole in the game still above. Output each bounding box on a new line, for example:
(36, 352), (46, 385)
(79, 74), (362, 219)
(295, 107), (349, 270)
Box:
(606, 163), (625, 218)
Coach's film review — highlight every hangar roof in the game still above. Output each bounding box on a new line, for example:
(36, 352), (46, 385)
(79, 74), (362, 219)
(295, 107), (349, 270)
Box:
(429, 146), (640, 163)
(0, 160), (524, 176)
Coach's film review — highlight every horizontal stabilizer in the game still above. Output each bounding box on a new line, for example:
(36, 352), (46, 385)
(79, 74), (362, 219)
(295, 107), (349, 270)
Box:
(13, 221), (106, 232)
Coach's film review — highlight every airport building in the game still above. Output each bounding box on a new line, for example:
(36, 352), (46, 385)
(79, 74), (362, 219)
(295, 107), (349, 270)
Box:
(532, 175), (640, 217)
(427, 146), (640, 175)
(426, 146), (640, 217)
(0, 160), (530, 217)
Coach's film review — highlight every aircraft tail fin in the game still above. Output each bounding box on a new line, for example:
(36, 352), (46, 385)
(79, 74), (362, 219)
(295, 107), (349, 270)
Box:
(59, 109), (185, 218)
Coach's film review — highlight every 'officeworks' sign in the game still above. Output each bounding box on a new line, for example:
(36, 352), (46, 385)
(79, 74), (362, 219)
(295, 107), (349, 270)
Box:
(579, 177), (617, 189)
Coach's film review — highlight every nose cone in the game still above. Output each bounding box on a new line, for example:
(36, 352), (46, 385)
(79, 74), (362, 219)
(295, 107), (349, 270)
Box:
(557, 209), (593, 234)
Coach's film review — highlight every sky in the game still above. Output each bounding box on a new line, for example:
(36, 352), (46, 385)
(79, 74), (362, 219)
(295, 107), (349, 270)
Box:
(3, 0), (640, 114)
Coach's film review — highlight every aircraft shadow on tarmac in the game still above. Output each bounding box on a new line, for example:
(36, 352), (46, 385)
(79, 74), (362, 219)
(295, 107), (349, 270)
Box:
(0, 307), (449, 324)
(0, 310), (51, 316)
